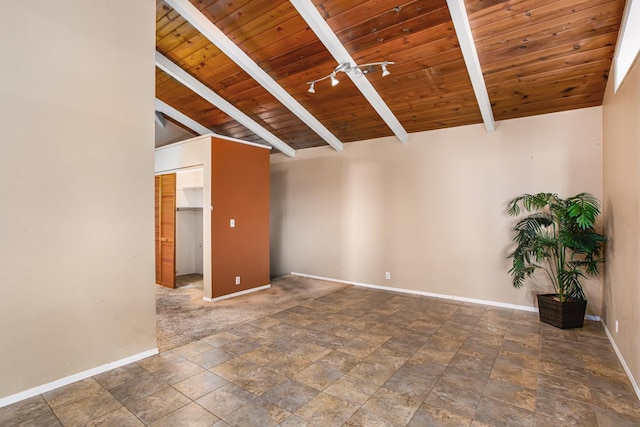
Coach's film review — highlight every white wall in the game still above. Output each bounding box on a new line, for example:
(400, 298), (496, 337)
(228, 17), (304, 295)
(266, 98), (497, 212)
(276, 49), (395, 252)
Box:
(176, 169), (204, 276)
(271, 107), (604, 313)
(0, 1), (156, 400)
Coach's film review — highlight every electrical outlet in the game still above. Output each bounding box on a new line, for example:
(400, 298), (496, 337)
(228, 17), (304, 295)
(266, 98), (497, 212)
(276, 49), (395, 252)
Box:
(235, 276), (240, 285)
(385, 272), (391, 280)
(230, 219), (235, 228)
(615, 320), (619, 333)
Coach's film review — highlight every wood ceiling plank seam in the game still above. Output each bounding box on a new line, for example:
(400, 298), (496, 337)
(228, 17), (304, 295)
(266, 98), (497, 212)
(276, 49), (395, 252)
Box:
(445, 0), (494, 131)
(487, 73), (609, 102)
(475, 2), (624, 53)
(223, 2), (300, 46)
(313, 0), (372, 19)
(470, 0), (622, 41)
(291, 0), (409, 143)
(483, 47), (615, 83)
(156, 51), (296, 157)
(480, 32), (619, 74)
(485, 58), (612, 86)
(493, 93), (604, 119)
(468, 0), (594, 30)
(164, 0), (346, 152)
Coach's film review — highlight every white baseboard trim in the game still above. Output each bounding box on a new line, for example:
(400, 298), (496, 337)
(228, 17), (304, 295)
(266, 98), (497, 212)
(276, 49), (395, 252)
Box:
(0, 348), (158, 409)
(601, 320), (640, 401)
(203, 284), (271, 302)
(291, 272), (538, 313)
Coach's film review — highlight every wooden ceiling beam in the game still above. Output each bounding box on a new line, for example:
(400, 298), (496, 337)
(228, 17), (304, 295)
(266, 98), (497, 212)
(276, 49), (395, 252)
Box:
(155, 52), (296, 158)
(155, 98), (213, 136)
(446, 0), (496, 132)
(290, 0), (409, 144)
(163, 0), (343, 153)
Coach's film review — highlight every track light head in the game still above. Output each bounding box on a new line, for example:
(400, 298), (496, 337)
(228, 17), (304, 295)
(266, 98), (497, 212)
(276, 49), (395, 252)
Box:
(381, 63), (390, 77)
(330, 73), (339, 86)
(308, 81), (315, 93)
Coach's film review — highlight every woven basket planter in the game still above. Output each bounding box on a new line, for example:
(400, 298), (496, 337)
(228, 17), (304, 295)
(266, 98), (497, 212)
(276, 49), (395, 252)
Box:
(537, 294), (587, 329)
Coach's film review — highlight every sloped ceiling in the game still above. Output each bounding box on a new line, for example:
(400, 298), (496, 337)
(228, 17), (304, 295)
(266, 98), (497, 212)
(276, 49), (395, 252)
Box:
(155, 0), (625, 153)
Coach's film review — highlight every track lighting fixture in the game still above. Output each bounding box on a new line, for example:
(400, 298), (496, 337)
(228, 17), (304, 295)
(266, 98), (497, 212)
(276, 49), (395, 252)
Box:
(306, 61), (395, 94)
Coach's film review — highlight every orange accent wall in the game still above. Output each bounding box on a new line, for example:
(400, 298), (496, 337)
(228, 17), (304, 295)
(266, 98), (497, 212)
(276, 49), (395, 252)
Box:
(211, 138), (270, 298)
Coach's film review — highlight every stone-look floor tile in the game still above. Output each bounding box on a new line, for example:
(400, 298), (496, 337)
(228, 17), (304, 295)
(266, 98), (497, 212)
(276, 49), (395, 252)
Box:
(264, 354), (312, 377)
(261, 379), (319, 413)
(337, 339), (379, 359)
(173, 370), (228, 400)
(539, 358), (587, 383)
(288, 342), (332, 364)
(474, 396), (535, 427)
(295, 392), (358, 427)
(52, 392), (122, 427)
(589, 384), (640, 419)
(43, 378), (106, 408)
(294, 361), (350, 391)
(365, 348), (409, 370)
(408, 403), (473, 427)
(593, 405), (640, 427)
(250, 316), (281, 329)
(495, 349), (540, 371)
(196, 383), (256, 419)
(139, 354), (204, 385)
(212, 421), (232, 427)
(203, 332), (241, 348)
(457, 340), (500, 362)
(0, 395), (54, 426)
(211, 358), (262, 383)
(149, 402), (219, 427)
(500, 338), (539, 358)
(423, 382), (481, 419)
(536, 391), (598, 426)
(383, 366), (438, 400)
(94, 364), (152, 391)
(537, 373), (591, 402)
(362, 387), (422, 425)
(345, 408), (402, 427)
(82, 407), (143, 427)
(189, 348), (235, 369)
(234, 366), (287, 395)
(13, 410), (63, 426)
(126, 387), (190, 425)
(218, 339), (261, 356)
(170, 340), (215, 359)
(108, 372), (168, 406)
(482, 378), (536, 411)
(324, 374), (380, 406)
(411, 343), (459, 365)
(489, 363), (538, 390)
(437, 367), (488, 398)
(241, 347), (283, 366)
(348, 360), (397, 387)
(223, 397), (290, 427)
(447, 353), (494, 377)
(278, 414), (313, 426)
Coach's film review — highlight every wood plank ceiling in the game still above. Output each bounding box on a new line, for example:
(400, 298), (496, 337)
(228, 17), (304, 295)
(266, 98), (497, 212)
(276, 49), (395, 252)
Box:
(155, 0), (626, 153)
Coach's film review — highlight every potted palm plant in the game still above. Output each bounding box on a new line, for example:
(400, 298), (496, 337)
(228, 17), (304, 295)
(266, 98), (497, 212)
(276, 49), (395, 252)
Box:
(507, 192), (606, 329)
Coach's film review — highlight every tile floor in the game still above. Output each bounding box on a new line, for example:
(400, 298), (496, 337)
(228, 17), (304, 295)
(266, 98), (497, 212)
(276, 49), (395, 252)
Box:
(2, 284), (640, 426)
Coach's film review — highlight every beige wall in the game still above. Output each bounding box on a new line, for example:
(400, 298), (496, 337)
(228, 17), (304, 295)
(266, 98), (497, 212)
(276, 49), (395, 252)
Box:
(271, 107), (604, 312)
(602, 58), (640, 386)
(0, 1), (156, 399)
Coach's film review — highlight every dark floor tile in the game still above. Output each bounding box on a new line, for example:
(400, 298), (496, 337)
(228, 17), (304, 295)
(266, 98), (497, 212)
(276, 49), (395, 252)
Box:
(362, 387), (422, 425)
(474, 396), (535, 427)
(537, 373), (591, 402)
(262, 379), (318, 413)
(0, 396), (53, 426)
(223, 397), (289, 427)
(196, 383), (256, 419)
(295, 392), (358, 426)
(149, 402), (219, 427)
(423, 382), (481, 419)
(173, 370), (228, 400)
(408, 402), (473, 426)
(126, 387), (190, 425)
(535, 390), (597, 426)
(482, 378), (536, 411)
